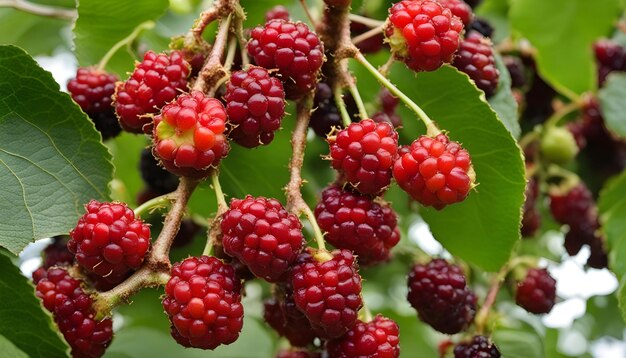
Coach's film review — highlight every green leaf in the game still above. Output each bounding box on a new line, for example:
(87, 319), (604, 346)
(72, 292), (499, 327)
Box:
(0, 45), (113, 254)
(598, 72), (626, 138)
(74, 0), (169, 69)
(510, 0), (621, 97)
(0, 10), (69, 56)
(388, 65), (525, 272)
(489, 53), (521, 139)
(0, 254), (69, 357)
(493, 328), (544, 358)
(0, 335), (29, 358)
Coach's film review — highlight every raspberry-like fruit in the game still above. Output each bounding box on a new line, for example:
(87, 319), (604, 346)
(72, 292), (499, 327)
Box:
(594, 39), (626, 86)
(437, 0), (473, 26)
(407, 259), (477, 334)
(248, 20), (325, 99)
(452, 31), (500, 97)
(265, 5), (290, 21)
(548, 183), (594, 226)
(314, 185), (400, 265)
(220, 196), (304, 282)
(291, 249), (363, 339)
(263, 294), (317, 347)
(69, 200), (151, 282)
(515, 268), (556, 314)
(34, 267), (113, 358)
(152, 91), (229, 178)
(42, 236), (74, 269)
(68, 67), (121, 140)
(114, 50), (190, 133)
(327, 314), (400, 358)
(385, 0), (464, 72)
(224, 66), (286, 148)
(503, 55), (526, 89)
(454, 335), (501, 358)
(468, 17), (494, 38)
(393, 133), (474, 209)
(139, 148), (179, 194)
(310, 82), (355, 137)
(329, 119), (399, 195)
(162, 256), (243, 349)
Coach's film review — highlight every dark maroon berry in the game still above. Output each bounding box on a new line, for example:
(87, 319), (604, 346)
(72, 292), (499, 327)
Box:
(139, 148), (179, 194)
(310, 82), (355, 137)
(594, 39), (626, 86)
(224, 66), (286, 148)
(371, 111), (402, 128)
(407, 259), (477, 334)
(515, 268), (557, 314)
(327, 315), (400, 358)
(468, 17), (494, 38)
(291, 249), (363, 339)
(351, 21), (385, 54)
(171, 219), (202, 248)
(263, 294), (318, 347)
(314, 185), (400, 265)
(68, 67), (121, 140)
(503, 55), (526, 89)
(42, 236), (74, 269)
(162, 256), (243, 349)
(34, 267), (113, 358)
(265, 5), (290, 22)
(549, 183), (594, 226)
(454, 335), (501, 358)
(453, 31), (500, 97)
(220, 196), (304, 282)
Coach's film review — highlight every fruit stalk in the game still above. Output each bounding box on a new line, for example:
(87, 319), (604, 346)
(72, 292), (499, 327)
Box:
(193, 11), (233, 94)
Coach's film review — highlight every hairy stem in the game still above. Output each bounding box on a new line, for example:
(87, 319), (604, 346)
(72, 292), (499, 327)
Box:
(354, 52), (440, 136)
(0, 0), (76, 20)
(97, 21), (155, 71)
(133, 192), (173, 218)
(193, 13), (232, 94)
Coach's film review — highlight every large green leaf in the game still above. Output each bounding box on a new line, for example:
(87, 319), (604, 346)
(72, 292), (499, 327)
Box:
(489, 53), (521, 139)
(0, 45), (113, 254)
(510, 0), (621, 97)
(0, 254), (69, 357)
(384, 65), (525, 272)
(598, 73), (626, 138)
(73, 0), (169, 69)
(598, 171), (626, 321)
(0, 10), (69, 56)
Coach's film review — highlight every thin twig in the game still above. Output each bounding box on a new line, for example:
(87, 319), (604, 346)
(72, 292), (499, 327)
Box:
(98, 21), (155, 71)
(299, 0), (317, 27)
(351, 25), (384, 46)
(348, 13), (385, 28)
(193, 13), (232, 94)
(333, 85), (352, 127)
(0, 0), (76, 20)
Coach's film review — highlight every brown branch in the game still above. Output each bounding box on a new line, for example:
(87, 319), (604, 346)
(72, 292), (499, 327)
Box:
(193, 12), (232, 95)
(0, 0), (76, 20)
(285, 94), (314, 214)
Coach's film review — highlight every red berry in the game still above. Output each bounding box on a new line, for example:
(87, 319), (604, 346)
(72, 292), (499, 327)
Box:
(515, 268), (556, 314)
(263, 293), (318, 347)
(224, 66), (286, 148)
(314, 185), (400, 265)
(68, 67), (121, 140)
(379, 88), (399, 114)
(385, 0), (464, 72)
(68, 200), (151, 282)
(42, 236), (74, 269)
(594, 39), (626, 86)
(393, 133), (474, 209)
(152, 91), (229, 178)
(329, 119), (399, 195)
(407, 259), (477, 334)
(220, 196), (304, 282)
(453, 31), (500, 97)
(548, 183), (594, 226)
(327, 315), (400, 358)
(34, 267), (113, 358)
(162, 256), (243, 349)
(503, 55), (526, 89)
(139, 147), (179, 194)
(248, 20), (325, 99)
(114, 50), (190, 133)
(291, 249), (363, 339)
(436, 0), (473, 26)
(265, 5), (290, 22)
(371, 111), (402, 128)
(454, 335), (501, 358)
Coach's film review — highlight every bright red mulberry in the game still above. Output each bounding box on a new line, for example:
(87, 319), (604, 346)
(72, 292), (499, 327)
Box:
(68, 200), (151, 283)
(114, 50), (190, 133)
(393, 133), (474, 209)
(314, 185), (400, 265)
(152, 91), (229, 178)
(385, 0), (464, 72)
(327, 315), (400, 358)
(220, 196), (304, 282)
(247, 20), (325, 99)
(162, 256), (243, 349)
(224, 66), (286, 148)
(329, 119), (399, 195)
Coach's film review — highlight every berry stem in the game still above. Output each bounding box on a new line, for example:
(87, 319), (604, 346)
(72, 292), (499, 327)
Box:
(334, 85), (353, 127)
(285, 94), (328, 252)
(544, 100), (582, 129)
(0, 0), (76, 20)
(351, 25), (384, 46)
(348, 14), (385, 28)
(222, 36), (238, 73)
(193, 12), (232, 94)
(96, 21), (155, 71)
(211, 171), (228, 212)
(359, 303), (374, 323)
(299, 0), (317, 27)
(348, 83), (368, 120)
(133, 193), (173, 218)
(192, 6), (220, 42)
(354, 52), (441, 136)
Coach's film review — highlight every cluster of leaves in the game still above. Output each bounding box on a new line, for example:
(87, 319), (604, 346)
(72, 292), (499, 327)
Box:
(0, 0), (625, 357)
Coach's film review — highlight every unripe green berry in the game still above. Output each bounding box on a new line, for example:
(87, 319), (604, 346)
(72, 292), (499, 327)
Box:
(541, 126), (578, 165)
